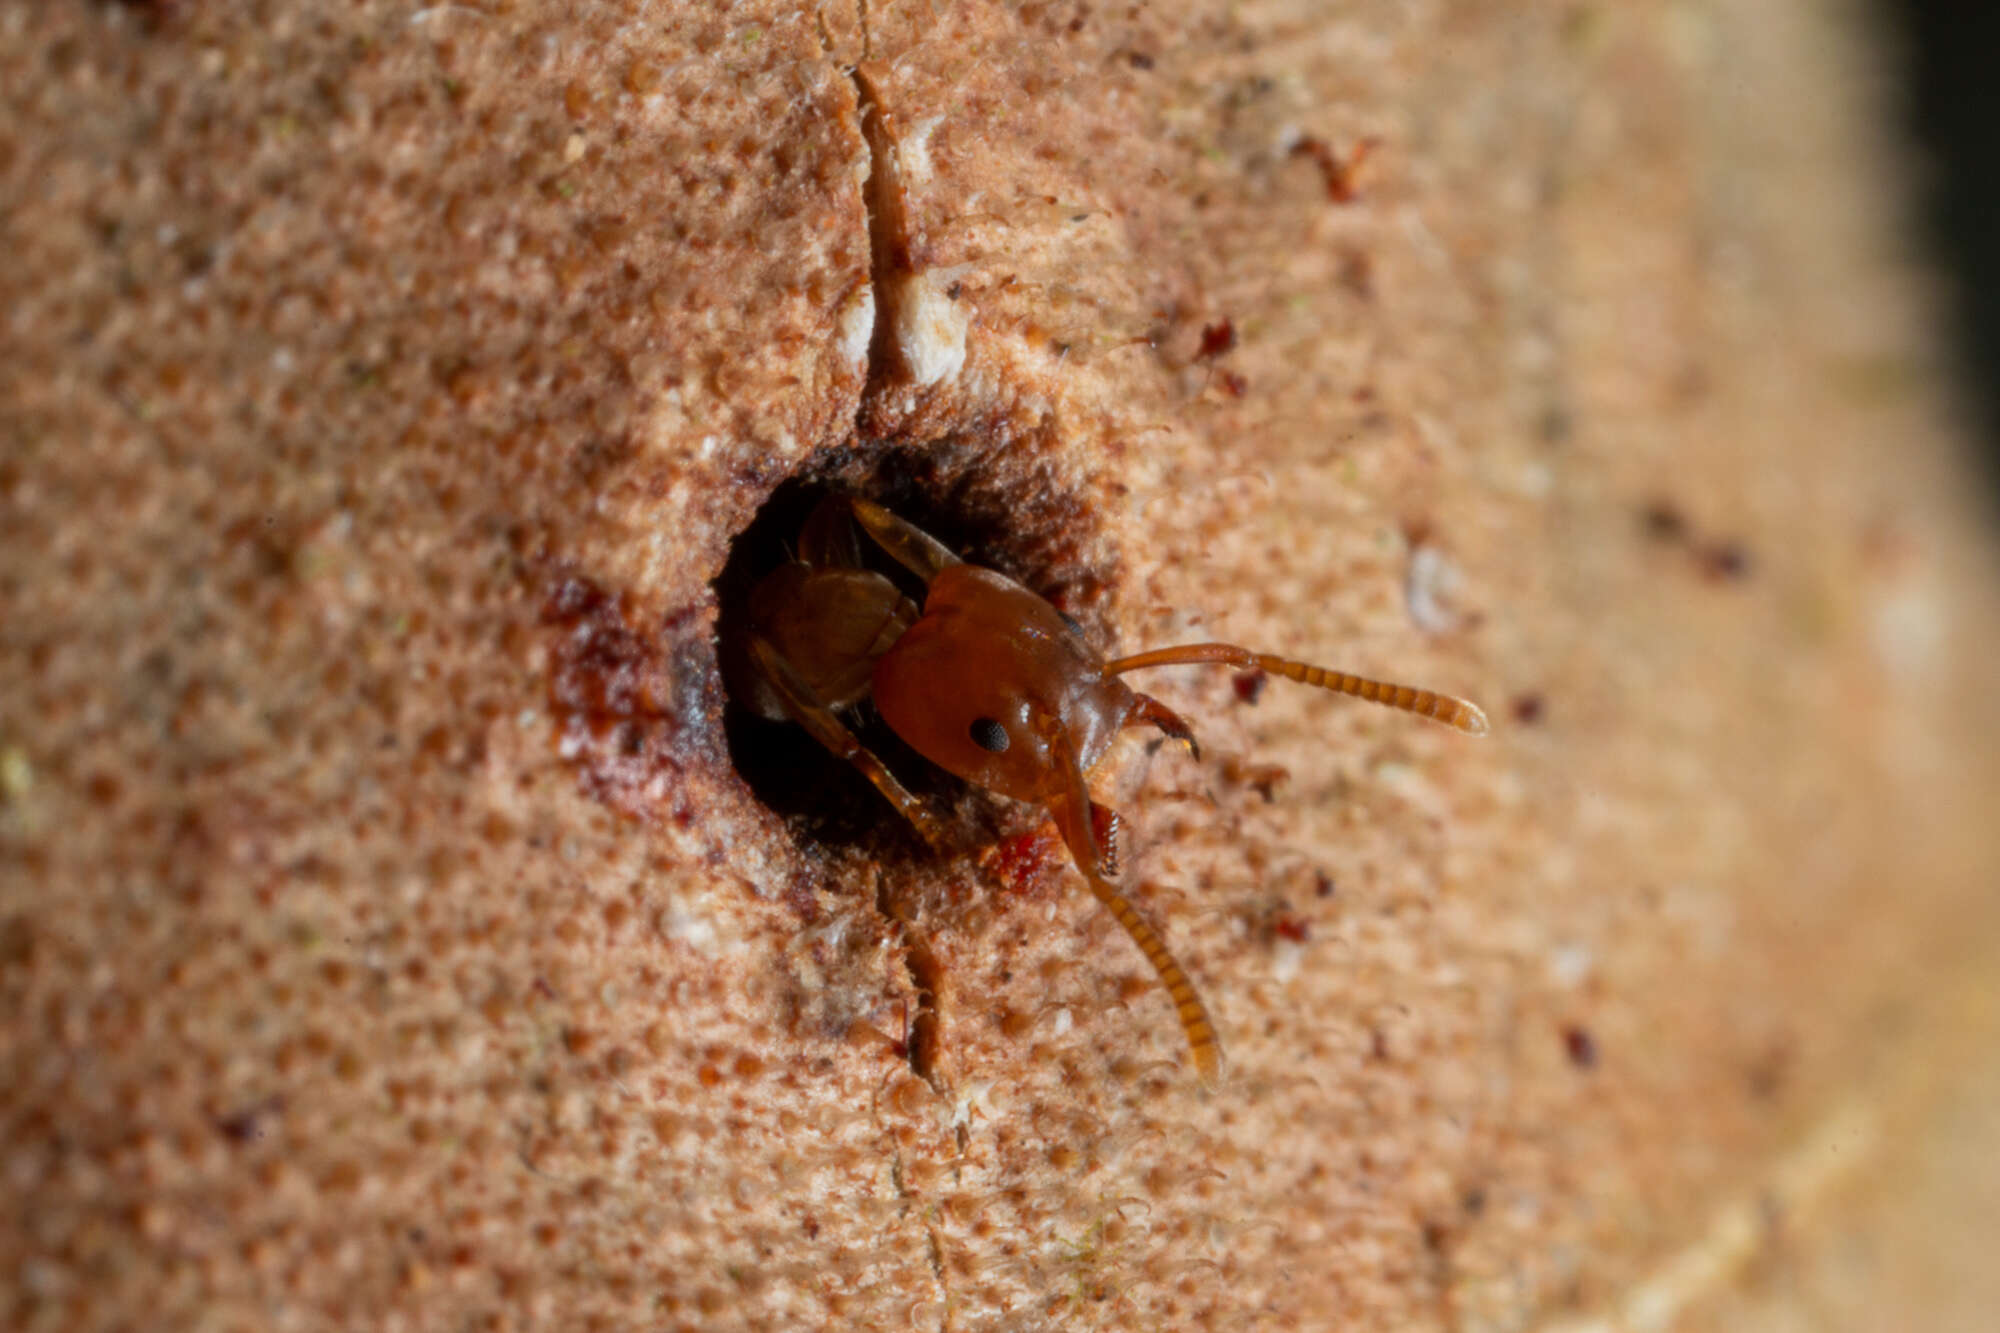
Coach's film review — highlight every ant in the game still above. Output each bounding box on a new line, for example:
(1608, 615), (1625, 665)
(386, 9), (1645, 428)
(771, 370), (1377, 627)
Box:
(726, 494), (1487, 1082)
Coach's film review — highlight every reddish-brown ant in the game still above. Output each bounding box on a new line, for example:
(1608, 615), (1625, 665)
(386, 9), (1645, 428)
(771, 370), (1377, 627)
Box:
(728, 494), (1487, 1082)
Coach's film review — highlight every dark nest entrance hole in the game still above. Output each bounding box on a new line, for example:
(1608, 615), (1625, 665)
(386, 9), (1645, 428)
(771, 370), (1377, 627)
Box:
(713, 439), (1116, 861)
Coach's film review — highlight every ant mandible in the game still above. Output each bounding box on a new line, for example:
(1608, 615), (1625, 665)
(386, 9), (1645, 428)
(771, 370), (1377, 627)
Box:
(729, 493), (1488, 1082)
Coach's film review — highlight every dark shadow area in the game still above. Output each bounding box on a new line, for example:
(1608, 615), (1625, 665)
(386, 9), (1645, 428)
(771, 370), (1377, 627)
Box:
(1884, 2), (2000, 500)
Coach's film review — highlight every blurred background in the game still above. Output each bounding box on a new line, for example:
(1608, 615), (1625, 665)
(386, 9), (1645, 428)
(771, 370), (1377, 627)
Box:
(1891, 3), (2000, 494)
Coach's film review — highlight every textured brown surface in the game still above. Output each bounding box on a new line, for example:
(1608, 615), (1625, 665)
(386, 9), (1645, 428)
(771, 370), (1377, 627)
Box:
(4, 2), (1999, 1331)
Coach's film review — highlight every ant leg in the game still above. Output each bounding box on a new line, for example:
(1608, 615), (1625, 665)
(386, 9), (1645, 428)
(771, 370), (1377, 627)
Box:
(1105, 642), (1489, 735)
(1127, 692), (1201, 761)
(796, 494), (867, 569)
(748, 636), (948, 850)
(846, 496), (963, 584)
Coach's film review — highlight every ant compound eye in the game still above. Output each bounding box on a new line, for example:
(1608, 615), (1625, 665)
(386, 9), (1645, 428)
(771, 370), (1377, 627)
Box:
(968, 717), (1011, 753)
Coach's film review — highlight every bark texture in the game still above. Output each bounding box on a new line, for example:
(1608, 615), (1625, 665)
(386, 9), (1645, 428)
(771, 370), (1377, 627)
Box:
(4, 2), (1998, 1330)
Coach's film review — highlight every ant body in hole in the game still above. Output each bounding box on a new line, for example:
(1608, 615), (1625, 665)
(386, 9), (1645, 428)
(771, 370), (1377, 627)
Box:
(727, 494), (1487, 1082)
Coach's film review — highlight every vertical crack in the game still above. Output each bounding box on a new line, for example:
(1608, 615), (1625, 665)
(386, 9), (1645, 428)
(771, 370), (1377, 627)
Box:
(877, 872), (944, 1090)
(879, 1062), (954, 1332)
(927, 1221), (953, 1332)
(847, 61), (968, 390)
(852, 63), (918, 276)
(830, 37), (960, 1333)
(839, 50), (962, 1092)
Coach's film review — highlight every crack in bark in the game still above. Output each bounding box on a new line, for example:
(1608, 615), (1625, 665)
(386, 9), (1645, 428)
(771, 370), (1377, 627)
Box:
(835, 43), (961, 1330)
(876, 872), (945, 1090)
(846, 58), (968, 391)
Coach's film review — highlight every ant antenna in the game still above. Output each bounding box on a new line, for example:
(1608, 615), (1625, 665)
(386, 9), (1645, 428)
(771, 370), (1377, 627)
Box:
(1104, 643), (1489, 735)
(1038, 713), (1223, 1083)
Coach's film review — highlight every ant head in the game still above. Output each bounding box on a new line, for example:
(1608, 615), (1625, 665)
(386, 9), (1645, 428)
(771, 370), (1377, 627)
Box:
(871, 565), (1135, 805)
